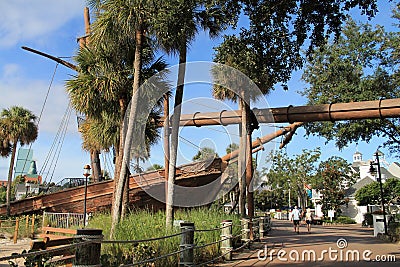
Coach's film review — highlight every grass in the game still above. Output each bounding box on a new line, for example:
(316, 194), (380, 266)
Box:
(0, 215), (41, 240)
(88, 207), (241, 266)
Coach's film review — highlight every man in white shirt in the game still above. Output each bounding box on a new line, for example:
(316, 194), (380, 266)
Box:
(291, 206), (301, 234)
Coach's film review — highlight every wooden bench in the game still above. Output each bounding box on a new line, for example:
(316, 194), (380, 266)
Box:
(30, 227), (78, 266)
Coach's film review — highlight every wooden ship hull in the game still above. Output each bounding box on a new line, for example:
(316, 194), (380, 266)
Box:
(0, 159), (226, 216)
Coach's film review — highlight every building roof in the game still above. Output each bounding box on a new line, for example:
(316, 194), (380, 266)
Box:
(345, 176), (375, 197)
(351, 166), (360, 173)
(379, 166), (394, 179)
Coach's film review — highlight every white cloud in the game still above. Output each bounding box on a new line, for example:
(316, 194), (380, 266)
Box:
(0, 64), (76, 135)
(0, 0), (85, 48)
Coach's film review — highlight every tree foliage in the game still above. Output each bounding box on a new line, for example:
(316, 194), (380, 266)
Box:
(214, 0), (379, 94)
(0, 106), (38, 215)
(192, 147), (219, 161)
(146, 164), (163, 171)
(313, 156), (357, 215)
(263, 148), (321, 209)
(355, 177), (400, 205)
(301, 13), (400, 155)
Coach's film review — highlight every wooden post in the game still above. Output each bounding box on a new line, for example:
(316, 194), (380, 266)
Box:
(13, 218), (19, 244)
(179, 222), (194, 266)
(74, 228), (103, 267)
(238, 99), (247, 217)
(25, 215), (29, 233)
(241, 217), (250, 244)
(245, 103), (255, 219)
(31, 214), (35, 236)
(252, 217), (259, 240)
(259, 216), (265, 239)
(221, 220), (233, 261)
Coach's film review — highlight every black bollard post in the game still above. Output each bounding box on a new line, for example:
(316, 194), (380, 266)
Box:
(74, 228), (103, 267)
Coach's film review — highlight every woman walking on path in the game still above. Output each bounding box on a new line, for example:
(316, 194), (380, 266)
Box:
(305, 208), (312, 233)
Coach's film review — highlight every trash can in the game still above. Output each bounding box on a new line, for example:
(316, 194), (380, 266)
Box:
(372, 214), (391, 236)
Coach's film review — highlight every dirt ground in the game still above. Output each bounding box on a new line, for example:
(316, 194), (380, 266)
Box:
(0, 236), (32, 267)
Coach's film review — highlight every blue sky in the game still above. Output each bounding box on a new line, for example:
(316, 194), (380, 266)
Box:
(0, 0), (398, 183)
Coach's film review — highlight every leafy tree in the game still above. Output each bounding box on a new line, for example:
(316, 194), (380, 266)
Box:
(11, 175), (25, 197)
(0, 186), (6, 204)
(314, 156), (356, 216)
(0, 106), (38, 216)
(192, 147), (219, 161)
(213, 0), (378, 217)
(263, 148), (321, 210)
(301, 15), (400, 156)
(355, 177), (400, 205)
(355, 181), (380, 206)
(225, 143), (239, 154)
(254, 190), (273, 211)
(384, 177), (400, 204)
(214, 0), (379, 98)
(146, 164), (164, 171)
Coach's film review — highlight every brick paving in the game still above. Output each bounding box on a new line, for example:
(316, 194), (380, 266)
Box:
(214, 219), (399, 266)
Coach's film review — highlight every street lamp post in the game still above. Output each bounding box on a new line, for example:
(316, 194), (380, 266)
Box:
(369, 150), (388, 235)
(287, 179), (291, 209)
(287, 179), (291, 221)
(83, 164), (91, 227)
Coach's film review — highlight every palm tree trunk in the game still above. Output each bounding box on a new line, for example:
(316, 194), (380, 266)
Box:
(90, 150), (101, 183)
(122, 172), (129, 218)
(166, 47), (187, 228)
(110, 27), (143, 238)
(111, 98), (126, 218)
(6, 142), (17, 216)
(163, 94), (170, 205)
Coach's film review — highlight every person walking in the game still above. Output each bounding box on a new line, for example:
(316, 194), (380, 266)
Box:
(291, 206), (301, 234)
(305, 208), (313, 233)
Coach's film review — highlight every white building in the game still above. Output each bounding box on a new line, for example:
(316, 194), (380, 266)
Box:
(342, 150), (400, 223)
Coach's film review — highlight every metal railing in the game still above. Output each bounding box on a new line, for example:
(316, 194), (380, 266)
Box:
(43, 211), (84, 228)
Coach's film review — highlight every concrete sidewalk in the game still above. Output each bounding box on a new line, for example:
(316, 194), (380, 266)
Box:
(215, 219), (399, 266)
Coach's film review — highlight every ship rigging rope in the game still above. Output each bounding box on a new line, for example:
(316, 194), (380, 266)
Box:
(20, 63), (59, 177)
(40, 103), (72, 183)
(47, 104), (72, 183)
(102, 150), (114, 179)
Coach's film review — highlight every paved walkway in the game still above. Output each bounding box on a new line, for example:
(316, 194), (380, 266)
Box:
(215, 219), (399, 266)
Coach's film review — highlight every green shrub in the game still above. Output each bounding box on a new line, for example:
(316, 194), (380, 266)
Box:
(324, 216), (356, 224)
(388, 221), (400, 242)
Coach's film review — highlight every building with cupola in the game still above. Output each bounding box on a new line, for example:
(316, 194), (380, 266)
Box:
(341, 149), (400, 223)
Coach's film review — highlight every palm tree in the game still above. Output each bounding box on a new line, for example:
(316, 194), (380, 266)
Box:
(0, 106), (38, 216)
(66, 4), (169, 235)
(154, 0), (239, 228)
(87, 0), (163, 237)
